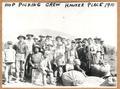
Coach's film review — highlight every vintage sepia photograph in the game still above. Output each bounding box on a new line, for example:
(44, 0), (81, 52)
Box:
(2, 2), (117, 88)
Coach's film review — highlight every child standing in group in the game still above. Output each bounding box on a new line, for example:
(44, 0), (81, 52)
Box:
(4, 41), (16, 84)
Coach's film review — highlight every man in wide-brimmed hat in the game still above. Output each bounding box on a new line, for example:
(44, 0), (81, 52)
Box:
(38, 35), (45, 41)
(25, 34), (34, 54)
(55, 36), (63, 41)
(82, 38), (87, 43)
(15, 35), (28, 82)
(53, 36), (66, 79)
(69, 40), (78, 61)
(33, 37), (39, 44)
(82, 38), (88, 47)
(17, 35), (26, 40)
(33, 37), (38, 42)
(94, 37), (99, 44)
(71, 40), (75, 43)
(75, 38), (81, 43)
(45, 35), (53, 47)
(24, 34), (35, 82)
(39, 35), (45, 40)
(55, 36), (63, 46)
(39, 35), (45, 37)
(100, 40), (104, 44)
(37, 35), (46, 54)
(26, 34), (34, 38)
(76, 40), (83, 59)
(46, 35), (52, 38)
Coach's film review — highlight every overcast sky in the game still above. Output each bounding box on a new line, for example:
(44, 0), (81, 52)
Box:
(2, 2), (117, 47)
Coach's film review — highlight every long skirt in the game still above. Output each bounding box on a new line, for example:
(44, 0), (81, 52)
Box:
(62, 70), (86, 86)
(32, 69), (43, 85)
(24, 54), (32, 82)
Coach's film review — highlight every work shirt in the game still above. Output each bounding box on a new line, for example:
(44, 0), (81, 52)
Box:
(45, 39), (53, 46)
(15, 41), (28, 54)
(54, 45), (65, 66)
(26, 39), (34, 53)
(4, 48), (16, 63)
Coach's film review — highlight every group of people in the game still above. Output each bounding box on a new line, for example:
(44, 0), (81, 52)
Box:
(3, 34), (109, 86)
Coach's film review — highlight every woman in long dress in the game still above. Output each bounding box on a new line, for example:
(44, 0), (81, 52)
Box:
(53, 36), (66, 85)
(29, 46), (44, 85)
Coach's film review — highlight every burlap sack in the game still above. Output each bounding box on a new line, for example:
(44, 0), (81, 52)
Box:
(91, 63), (110, 77)
(62, 70), (86, 86)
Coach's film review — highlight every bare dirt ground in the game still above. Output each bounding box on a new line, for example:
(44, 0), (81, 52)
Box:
(104, 53), (117, 75)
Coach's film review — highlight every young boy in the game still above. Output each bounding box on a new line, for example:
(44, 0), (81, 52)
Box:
(4, 41), (16, 84)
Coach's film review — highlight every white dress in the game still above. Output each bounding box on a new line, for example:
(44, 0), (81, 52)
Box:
(54, 45), (65, 66)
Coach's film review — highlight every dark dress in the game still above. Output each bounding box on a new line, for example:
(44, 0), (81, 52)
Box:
(29, 52), (44, 85)
(77, 47), (88, 72)
(24, 54), (32, 82)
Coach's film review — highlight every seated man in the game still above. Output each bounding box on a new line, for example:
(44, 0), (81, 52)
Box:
(63, 57), (74, 72)
(74, 59), (87, 77)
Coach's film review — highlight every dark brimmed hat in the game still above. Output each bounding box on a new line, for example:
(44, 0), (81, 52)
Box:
(83, 38), (87, 40)
(75, 38), (81, 41)
(39, 35), (45, 38)
(82, 38), (88, 42)
(17, 35), (26, 40)
(94, 37), (99, 40)
(46, 35), (52, 38)
(33, 37), (38, 40)
(97, 38), (101, 40)
(94, 38), (97, 40)
(26, 34), (34, 37)
(62, 37), (66, 40)
(88, 37), (92, 40)
(77, 41), (82, 43)
(75, 38), (82, 44)
(46, 44), (53, 47)
(7, 41), (13, 45)
(71, 40), (75, 43)
(101, 40), (104, 42)
(55, 36), (62, 41)
(34, 45), (40, 49)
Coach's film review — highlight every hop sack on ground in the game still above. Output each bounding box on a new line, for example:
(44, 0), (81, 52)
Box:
(91, 63), (111, 77)
(62, 70), (86, 86)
